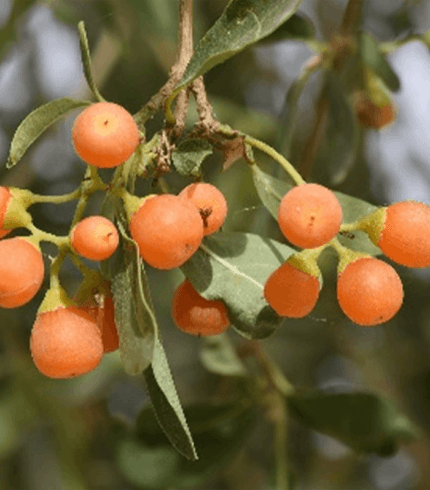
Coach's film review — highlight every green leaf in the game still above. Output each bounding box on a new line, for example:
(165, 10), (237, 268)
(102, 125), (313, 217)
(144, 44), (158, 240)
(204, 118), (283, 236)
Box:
(251, 164), (381, 255)
(181, 232), (295, 339)
(108, 211), (156, 375)
(144, 336), (197, 460)
(116, 438), (181, 489)
(359, 31), (400, 92)
(77, 21), (104, 102)
(199, 333), (248, 377)
(135, 400), (256, 488)
(173, 0), (303, 95)
(323, 73), (361, 185)
(258, 11), (315, 44)
(7, 98), (90, 168)
(171, 139), (213, 177)
(251, 163), (294, 220)
(288, 391), (420, 455)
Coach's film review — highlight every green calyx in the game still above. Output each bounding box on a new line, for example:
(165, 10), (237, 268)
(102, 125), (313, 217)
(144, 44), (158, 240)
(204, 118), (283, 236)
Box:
(355, 207), (387, 246)
(38, 285), (76, 315)
(123, 192), (156, 222)
(337, 248), (371, 276)
(287, 248), (323, 286)
(3, 187), (34, 230)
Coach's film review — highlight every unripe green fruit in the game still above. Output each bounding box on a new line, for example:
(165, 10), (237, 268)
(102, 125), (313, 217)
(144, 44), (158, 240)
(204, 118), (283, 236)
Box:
(358, 201), (430, 268)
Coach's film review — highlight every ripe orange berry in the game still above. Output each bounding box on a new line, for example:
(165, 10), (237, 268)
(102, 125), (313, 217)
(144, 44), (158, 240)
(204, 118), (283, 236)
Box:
(264, 261), (320, 318)
(355, 92), (395, 129)
(129, 194), (204, 270)
(337, 257), (403, 326)
(0, 187), (11, 240)
(72, 102), (140, 168)
(370, 201), (430, 268)
(171, 279), (230, 336)
(0, 238), (44, 308)
(71, 216), (119, 261)
(278, 183), (343, 249)
(30, 306), (103, 378)
(179, 182), (228, 235)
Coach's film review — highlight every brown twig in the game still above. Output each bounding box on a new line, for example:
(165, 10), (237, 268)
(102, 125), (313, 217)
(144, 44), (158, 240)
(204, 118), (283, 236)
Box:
(190, 76), (217, 132)
(134, 0), (194, 127)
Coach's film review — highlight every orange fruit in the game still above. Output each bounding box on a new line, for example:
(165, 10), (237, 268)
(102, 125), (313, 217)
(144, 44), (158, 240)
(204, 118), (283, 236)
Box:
(171, 279), (230, 336)
(0, 238), (44, 308)
(264, 261), (320, 318)
(337, 257), (403, 326)
(179, 182), (228, 235)
(278, 184), (343, 249)
(72, 102), (140, 168)
(30, 305), (103, 378)
(129, 194), (204, 270)
(71, 216), (119, 261)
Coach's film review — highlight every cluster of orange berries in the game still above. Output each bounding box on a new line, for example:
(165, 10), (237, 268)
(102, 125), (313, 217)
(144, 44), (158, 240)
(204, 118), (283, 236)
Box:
(3, 98), (425, 380)
(264, 183), (430, 326)
(0, 102), (232, 380)
(72, 102), (231, 337)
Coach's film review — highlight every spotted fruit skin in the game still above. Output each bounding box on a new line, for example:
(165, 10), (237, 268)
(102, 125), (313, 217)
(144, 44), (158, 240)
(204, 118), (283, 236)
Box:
(377, 201), (430, 268)
(337, 257), (403, 326)
(129, 194), (204, 270)
(278, 183), (343, 249)
(264, 262), (320, 318)
(179, 183), (228, 235)
(72, 102), (140, 168)
(30, 306), (103, 379)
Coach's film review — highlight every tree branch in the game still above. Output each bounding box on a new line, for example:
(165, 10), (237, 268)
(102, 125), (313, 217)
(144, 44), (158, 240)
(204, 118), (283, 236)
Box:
(134, 0), (194, 127)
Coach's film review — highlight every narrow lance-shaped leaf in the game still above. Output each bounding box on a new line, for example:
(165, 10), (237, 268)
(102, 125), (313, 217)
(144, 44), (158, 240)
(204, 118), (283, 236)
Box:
(77, 21), (105, 102)
(181, 231), (296, 339)
(172, 0), (303, 96)
(144, 335), (198, 460)
(7, 98), (90, 168)
(106, 199), (156, 375)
